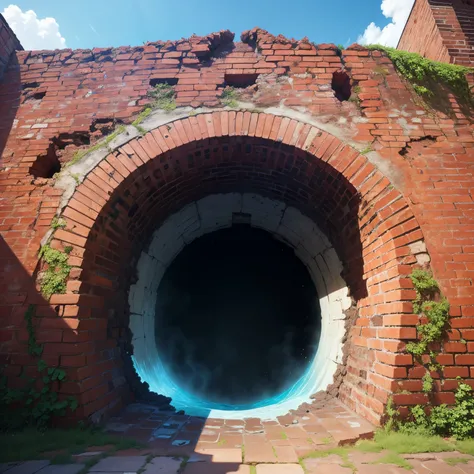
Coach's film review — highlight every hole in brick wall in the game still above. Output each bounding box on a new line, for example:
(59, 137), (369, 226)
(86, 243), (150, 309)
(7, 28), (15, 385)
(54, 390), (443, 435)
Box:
(32, 91), (46, 100)
(29, 143), (61, 178)
(331, 70), (352, 102)
(149, 78), (179, 87)
(224, 73), (258, 88)
(52, 132), (91, 149)
(22, 82), (40, 90)
(90, 118), (123, 136)
(29, 132), (91, 178)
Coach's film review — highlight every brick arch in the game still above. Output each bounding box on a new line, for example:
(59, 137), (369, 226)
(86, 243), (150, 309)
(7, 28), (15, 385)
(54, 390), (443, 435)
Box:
(48, 111), (425, 424)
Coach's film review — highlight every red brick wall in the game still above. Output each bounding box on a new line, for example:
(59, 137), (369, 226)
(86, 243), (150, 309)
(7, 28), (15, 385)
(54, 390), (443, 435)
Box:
(399, 0), (474, 66)
(0, 27), (473, 425)
(0, 13), (22, 81)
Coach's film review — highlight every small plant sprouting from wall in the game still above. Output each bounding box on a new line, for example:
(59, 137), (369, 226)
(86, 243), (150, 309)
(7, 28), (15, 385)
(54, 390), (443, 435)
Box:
(39, 244), (72, 299)
(0, 305), (78, 431)
(220, 87), (239, 108)
(67, 125), (126, 168)
(147, 83), (177, 111)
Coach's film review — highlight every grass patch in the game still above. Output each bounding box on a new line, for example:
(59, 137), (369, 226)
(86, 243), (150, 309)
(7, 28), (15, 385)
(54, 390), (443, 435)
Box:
(301, 447), (356, 472)
(0, 428), (142, 463)
(444, 457), (472, 466)
(148, 84), (176, 111)
(356, 431), (454, 455)
(280, 431), (288, 440)
(250, 466), (257, 474)
(360, 144), (374, 155)
(67, 125), (126, 167)
(371, 452), (412, 470)
(132, 107), (152, 134)
(457, 439), (474, 456)
(220, 87), (239, 108)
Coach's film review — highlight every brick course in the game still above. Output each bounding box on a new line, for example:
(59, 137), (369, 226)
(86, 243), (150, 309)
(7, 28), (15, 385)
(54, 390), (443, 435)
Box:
(399, 0), (474, 66)
(0, 26), (473, 425)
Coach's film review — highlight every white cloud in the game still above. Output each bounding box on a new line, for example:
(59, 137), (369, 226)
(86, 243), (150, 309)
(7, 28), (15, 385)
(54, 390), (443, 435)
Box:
(358, 0), (415, 47)
(2, 4), (67, 50)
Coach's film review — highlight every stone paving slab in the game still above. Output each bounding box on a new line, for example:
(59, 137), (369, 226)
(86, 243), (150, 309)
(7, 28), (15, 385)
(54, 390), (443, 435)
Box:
(89, 456), (147, 472)
(38, 466), (85, 474)
(4, 461), (50, 474)
(142, 457), (182, 474)
(0, 464), (20, 474)
(183, 464), (250, 473)
(193, 449), (242, 463)
(256, 464), (305, 473)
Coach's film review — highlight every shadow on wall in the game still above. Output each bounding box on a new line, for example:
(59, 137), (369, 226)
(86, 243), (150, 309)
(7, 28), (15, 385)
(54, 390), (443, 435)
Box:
(0, 236), (233, 469)
(0, 54), (20, 159)
(0, 236), (215, 464)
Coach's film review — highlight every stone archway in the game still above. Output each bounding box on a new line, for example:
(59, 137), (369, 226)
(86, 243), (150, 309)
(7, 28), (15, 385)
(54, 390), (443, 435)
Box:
(46, 111), (426, 424)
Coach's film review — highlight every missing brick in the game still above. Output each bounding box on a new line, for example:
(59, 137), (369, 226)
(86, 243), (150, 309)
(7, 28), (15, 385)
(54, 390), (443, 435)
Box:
(150, 77), (178, 87)
(224, 73), (258, 88)
(331, 70), (352, 102)
(29, 143), (61, 178)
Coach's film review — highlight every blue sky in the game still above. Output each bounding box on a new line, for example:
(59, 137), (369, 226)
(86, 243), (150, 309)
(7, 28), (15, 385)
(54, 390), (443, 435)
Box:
(2, 0), (414, 51)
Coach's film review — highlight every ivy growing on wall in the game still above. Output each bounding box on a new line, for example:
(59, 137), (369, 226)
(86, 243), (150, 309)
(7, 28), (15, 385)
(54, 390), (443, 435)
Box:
(0, 305), (77, 431)
(385, 269), (474, 439)
(366, 45), (473, 102)
(405, 269), (450, 363)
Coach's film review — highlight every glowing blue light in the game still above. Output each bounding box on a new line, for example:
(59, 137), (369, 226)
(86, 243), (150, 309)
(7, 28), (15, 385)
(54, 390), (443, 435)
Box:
(132, 346), (321, 419)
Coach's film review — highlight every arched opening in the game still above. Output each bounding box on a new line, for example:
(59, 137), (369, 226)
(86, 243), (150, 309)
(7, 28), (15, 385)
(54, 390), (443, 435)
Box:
(50, 112), (425, 423)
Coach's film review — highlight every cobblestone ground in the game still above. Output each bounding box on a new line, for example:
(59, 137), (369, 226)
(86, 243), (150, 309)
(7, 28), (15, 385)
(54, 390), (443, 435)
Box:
(2, 400), (473, 474)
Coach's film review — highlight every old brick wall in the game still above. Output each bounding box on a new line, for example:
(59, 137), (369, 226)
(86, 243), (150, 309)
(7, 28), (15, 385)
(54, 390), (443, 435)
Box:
(398, 0), (474, 65)
(0, 13), (22, 81)
(0, 26), (473, 424)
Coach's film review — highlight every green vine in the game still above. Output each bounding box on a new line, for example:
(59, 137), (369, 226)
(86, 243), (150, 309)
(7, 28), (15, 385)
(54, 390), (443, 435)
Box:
(39, 244), (72, 298)
(384, 269), (474, 439)
(1, 305), (77, 431)
(405, 269), (449, 358)
(366, 45), (473, 103)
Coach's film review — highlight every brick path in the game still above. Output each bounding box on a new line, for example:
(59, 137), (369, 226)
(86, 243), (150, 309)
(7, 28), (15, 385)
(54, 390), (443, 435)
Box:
(2, 399), (473, 473)
(2, 451), (474, 474)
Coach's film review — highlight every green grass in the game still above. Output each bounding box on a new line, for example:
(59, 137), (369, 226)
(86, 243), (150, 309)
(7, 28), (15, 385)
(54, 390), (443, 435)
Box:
(280, 431), (288, 440)
(444, 457), (472, 466)
(67, 125), (125, 167)
(250, 466), (257, 474)
(456, 439), (474, 456)
(301, 447), (355, 472)
(355, 430), (455, 455)
(370, 452), (413, 470)
(360, 145), (374, 155)
(0, 428), (142, 463)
